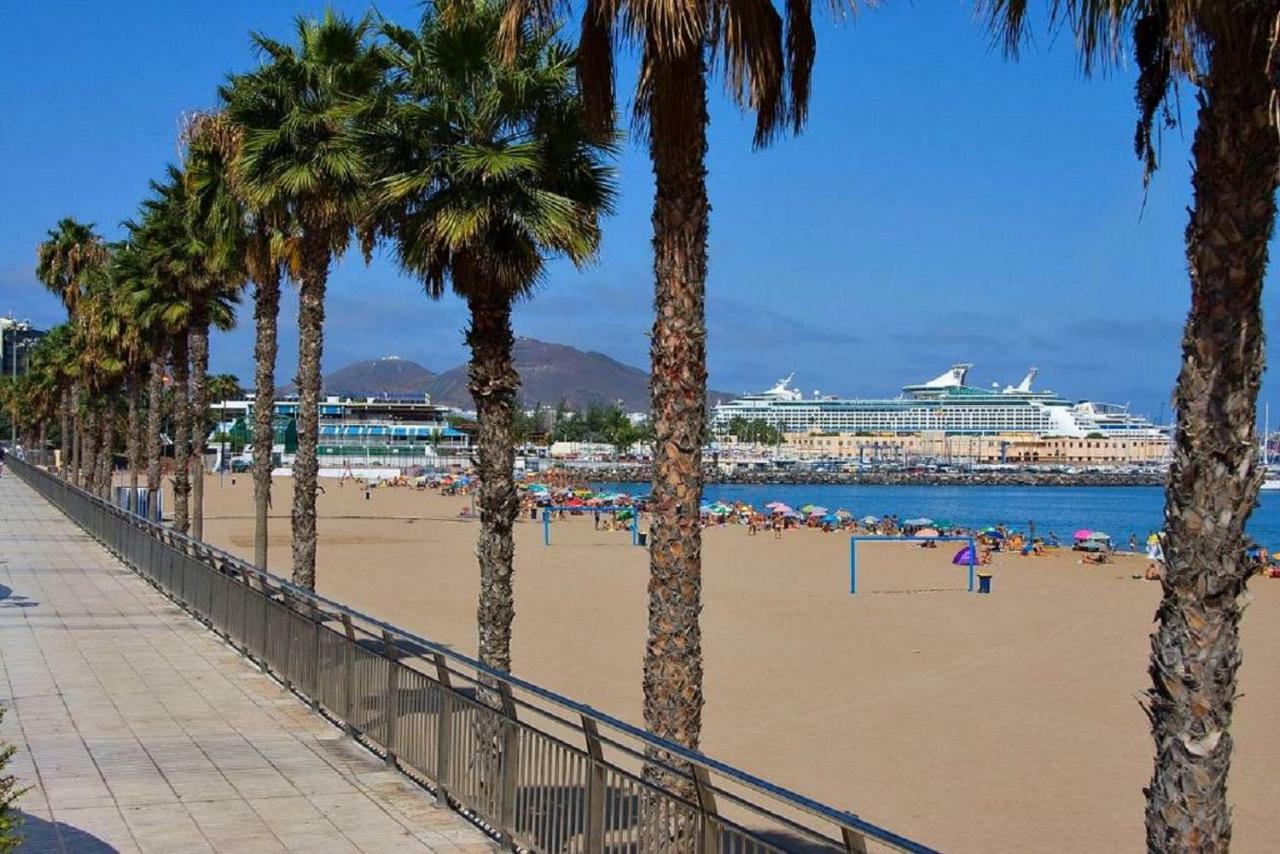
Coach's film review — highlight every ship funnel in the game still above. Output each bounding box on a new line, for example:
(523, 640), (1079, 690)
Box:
(922, 363), (971, 389)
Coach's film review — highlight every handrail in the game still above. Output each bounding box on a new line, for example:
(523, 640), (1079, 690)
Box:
(10, 455), (941, 854)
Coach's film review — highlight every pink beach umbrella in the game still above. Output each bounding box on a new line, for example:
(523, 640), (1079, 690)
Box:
(770, 503), (793, 514)
(1072, 529), (1093, 541)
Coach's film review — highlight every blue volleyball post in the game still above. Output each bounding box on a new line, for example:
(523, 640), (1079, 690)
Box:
(850, 535), (979, 594)
(541, 506), (636, 547)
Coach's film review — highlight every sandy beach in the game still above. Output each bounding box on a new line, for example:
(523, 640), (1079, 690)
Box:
(173, 473), (1280, 852)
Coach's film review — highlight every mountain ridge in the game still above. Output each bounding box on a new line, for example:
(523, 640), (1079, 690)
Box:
(286, 337), (734, 410)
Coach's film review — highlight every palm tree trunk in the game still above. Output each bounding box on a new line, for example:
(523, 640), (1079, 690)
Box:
(189, 315), (210, 540)
(146, 354), (164, 492)
(252, 268), (281, 570)
(70, 385), (81, 486)
(641, 44), (709, 835)
(1146, 19), (1279, 852)
(127, 374), (142, 492)
(291, 236), (329, 590)
(172, 334), (191, 534)
(81, 406), (99, 496)
(466, 292), (520, 675)
(59, 387), (70, 478)
(96, 409), (114, 498)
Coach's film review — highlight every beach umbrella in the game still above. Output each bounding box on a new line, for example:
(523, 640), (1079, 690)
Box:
(952, 546), (976, 565)
(1086, 531), (1111, 541)
(799, 503), (815, 514)
(807, 506), (829, 517)
(1073, 529), (1093, 540)
(984, 529), (1005, 540)
(861, 515), (879, 525)
(835, 509), (852, 519)
(765, 501), (787, 510)
(917, 527), (940, 538)
(904, 517), (934, 527)
(771, 503), (793, 515)
(934, 519), (955, 530)
(585, 497), (606, 507)
(821, 514), (840, 525)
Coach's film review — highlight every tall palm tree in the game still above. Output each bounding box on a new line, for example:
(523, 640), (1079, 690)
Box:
(28, 324), (77, 474)
(232, 10), (387, 589)
(502, 0), (833, 800)
(132, 169), (206, 532)
(36, 218), (107, 483)
(184, 124), (247, 542)
(364, 0), (616, 680)
(986, 2), (1280, 849)
(105, 240), (158, 492)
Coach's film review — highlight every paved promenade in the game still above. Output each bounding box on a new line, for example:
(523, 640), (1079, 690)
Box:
(0, 473), (493, 853)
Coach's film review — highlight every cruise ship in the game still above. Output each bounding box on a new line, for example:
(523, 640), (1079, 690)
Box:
(710, 364), (1167, 439)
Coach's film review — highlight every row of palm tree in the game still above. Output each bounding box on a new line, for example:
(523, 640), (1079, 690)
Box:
(17, 0), (1277, 848)
(24, 0), (614, 725)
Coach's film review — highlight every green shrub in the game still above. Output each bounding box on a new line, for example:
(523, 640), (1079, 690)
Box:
(0, 705), (27, 853)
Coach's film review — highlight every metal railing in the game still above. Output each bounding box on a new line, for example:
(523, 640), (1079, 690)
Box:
(10, 456), (940, 854)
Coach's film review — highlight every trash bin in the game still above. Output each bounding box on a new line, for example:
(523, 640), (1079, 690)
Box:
(637, 532), (648, 547)
(530, 507), (538, 520)
(977, 571), (993, 594)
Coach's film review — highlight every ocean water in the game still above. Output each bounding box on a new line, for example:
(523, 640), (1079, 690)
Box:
(596, 482), (1280, 547)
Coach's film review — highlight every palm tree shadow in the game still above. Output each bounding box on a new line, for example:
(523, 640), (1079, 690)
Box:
(16, 810), (120, 852)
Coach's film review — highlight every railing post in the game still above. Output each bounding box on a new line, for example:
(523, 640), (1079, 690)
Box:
(581, 715), (606, 854)
(841, 825), (869, 854)
(308, 607), (322, 713)
(341, 614), (357, 738)
(280, 588), (295, 693)
(259, 575), (274, 678)
(432, 652), (452, 806)
(498, 681), (519, 849)
(691, 764), (720, 854)
(382, 630), (400, 768)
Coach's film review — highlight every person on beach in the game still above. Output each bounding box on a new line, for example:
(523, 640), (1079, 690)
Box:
(1129, 533), (1138, 552)
(0, 445), (6, 477)
(772, 515), (783, 538)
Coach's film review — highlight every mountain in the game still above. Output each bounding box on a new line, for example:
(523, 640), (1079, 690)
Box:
(315, 357), (437, 397)
(429, 338), (654, 410)
(298, 338), (734, 411)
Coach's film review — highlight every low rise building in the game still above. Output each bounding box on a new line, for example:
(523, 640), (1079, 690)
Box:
(211, 394), (471, 470)
(782, 430), (1169, 467)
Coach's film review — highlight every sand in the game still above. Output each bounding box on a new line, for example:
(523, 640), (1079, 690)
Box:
(175, 473), (1278, 852)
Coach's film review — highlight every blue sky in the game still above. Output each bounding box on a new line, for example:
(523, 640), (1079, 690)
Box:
(1, 1), (1275, 421)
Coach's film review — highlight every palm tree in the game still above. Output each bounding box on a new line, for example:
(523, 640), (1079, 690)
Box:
(105, 241), (158, 492)
(131, 169), (207, 532)
(184, 123), (247, 542)
(35, 218), (108, 483)
(985, 2), (1280, 849)
(231, 10), (387, 589)
(364, 0), (616, 680)
(186, 105), (295, 568)
(502, 0), (831, 802)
